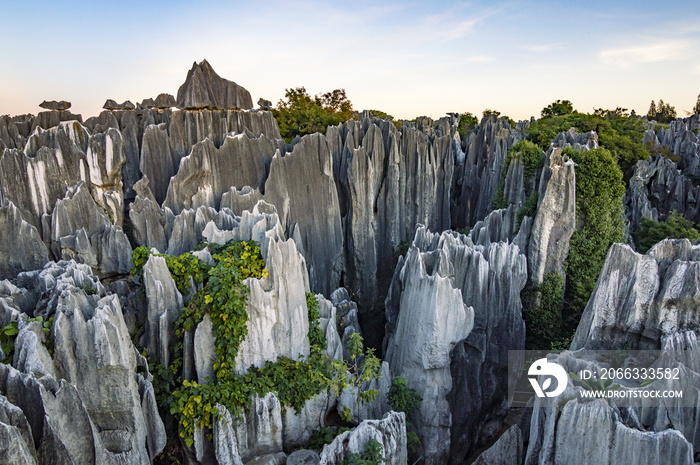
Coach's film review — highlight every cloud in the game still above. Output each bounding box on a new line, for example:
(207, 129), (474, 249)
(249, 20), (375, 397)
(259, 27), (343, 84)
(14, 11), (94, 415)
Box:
(466, 55), (496, 63)
(599, 39), (691, 67)
(519, 44), (556, 53)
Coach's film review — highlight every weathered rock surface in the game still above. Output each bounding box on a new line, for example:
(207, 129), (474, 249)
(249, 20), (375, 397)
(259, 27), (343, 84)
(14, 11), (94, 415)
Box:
(551, 127), (598, 151)
(0, 260), (165, 464)
(524, 396), (695, 465)
(527, 148), (576, 283)
(213, 395), (284, 465)
(625, 155), (700, 233)
(39, 100), (71, 111)
(48, 182), (132, 275)
(383, 227), (474, 464)
(384, 225), (527, 464)
(572, 239), (700, 350)
(163, 132), (280, 214)
(473, 424), (523, 465)
(200, 204), (310, 373)
(176, 60), (253, 110)
(143, 254), (183, 366)
(452, 115), (523, 227)
(0, 200), (49, 280)
(319, 411), (407, 465)
(657, 115), (700, 176)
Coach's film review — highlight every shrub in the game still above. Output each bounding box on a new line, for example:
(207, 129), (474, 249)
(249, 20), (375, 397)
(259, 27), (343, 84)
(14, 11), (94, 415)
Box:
(521, 272), (564, 350)
(563, 147), (625, 333)
(272, 87), (354, 142)
(633, 211), (700, 253)
(341, 438), (383, 465)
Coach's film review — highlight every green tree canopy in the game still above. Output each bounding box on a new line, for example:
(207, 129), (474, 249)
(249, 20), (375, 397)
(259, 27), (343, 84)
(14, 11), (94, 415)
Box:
(541, 99), (574, 118)
(563, 147), (625, 332)
(633, 211), (700, 253)
(272, 87), (354, 142)
(646, 99), (677, 123)
(693, 94), (700, 115)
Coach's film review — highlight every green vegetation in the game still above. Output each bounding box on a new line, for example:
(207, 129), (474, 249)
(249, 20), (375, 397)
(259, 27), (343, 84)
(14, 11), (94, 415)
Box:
(494, 140), (544, 210)
(457, 112), (478, 141)
(272, 87), (354, 142)
(563, 147), (625, 333)
(387, 376), (422, 453)
(131, 241), (383, 450)
(693, 94), (700, 115)
(521, 272), (564, 350)
(1, 315), (55, 364)
(306, 426), (351, 450)
(367, 110), (394, 121)
(338, 332), (382, 422)
(646, 99), (677, 124)
(541, 99), (574, 118)
(482, 109), (515, 127)
(516, 192), (539, 229)
(526, 105), (649, 176)
(633, 211), (700, 253)
(1, 321), (18, 364)
(341, 438), (384, 465)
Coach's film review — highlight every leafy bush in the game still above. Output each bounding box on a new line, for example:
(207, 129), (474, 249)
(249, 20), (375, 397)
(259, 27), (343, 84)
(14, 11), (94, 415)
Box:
(526, 111), (649, 175)
(457, 112), (478, 141)
(341, 438), (383, 465)
(387, 377), (421, 421)
(633, 211), (700, 253)
(337, 332), (382, 423)
(563, 147), (625, 333)
(388, 376), (422, 453)
(272, 87), (354, 142)
(516, 191), (539, 230)
(1, 321), (18, 364)
(494, 140), (544, 210)
(306, 426), (350, 450)
(521, 272), (564, 350)
(541, 99), (574, 118)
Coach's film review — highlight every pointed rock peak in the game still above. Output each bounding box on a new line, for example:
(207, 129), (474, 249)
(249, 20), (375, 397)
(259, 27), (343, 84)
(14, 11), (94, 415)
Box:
(176, 59), (253, 110)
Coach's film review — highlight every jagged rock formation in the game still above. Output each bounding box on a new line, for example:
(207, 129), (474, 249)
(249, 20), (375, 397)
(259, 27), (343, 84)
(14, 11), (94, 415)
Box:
(319, 412), (407, 465)
(0, 200), (49, 280)
(657, 115), (700, 176)
(473, 424), (523, 465)
(452, 115), (523, 227)
(525, 395), (694, 465)
(163, 133), (281, 213)
(176, 60), (253, 110)
(572, 239), (700, 350)
(625, 155), (700, 233)
(0, 261), (166, 464)
(39, 100), (71, 111)
(383, 224), (527, 464)
(551, 127), (598, 151)
(527, 148), (576, 283)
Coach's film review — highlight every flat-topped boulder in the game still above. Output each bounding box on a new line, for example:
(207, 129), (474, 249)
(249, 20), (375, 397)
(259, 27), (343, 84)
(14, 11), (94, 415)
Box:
(176, 59), (253, 110)
(39, 100), (71, 111)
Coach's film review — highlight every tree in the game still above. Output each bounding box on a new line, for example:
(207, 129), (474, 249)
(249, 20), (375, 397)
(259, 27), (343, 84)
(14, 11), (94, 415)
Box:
(633, 211), (700, 253)
(457, 112), (478, 140)
(646, 99), (677, 123)
(482, 109), (501, 119)
(693, 94), (700, 115)
(272, 87), (354, 142)
(541, 99), (574, 118)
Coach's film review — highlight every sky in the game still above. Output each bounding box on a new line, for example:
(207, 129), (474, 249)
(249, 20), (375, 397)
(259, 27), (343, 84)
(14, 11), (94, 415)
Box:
(1, 0), (699, 121)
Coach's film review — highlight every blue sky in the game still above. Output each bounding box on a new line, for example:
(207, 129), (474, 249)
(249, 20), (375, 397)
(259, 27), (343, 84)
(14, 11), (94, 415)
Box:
(1, 0), (699, 121)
